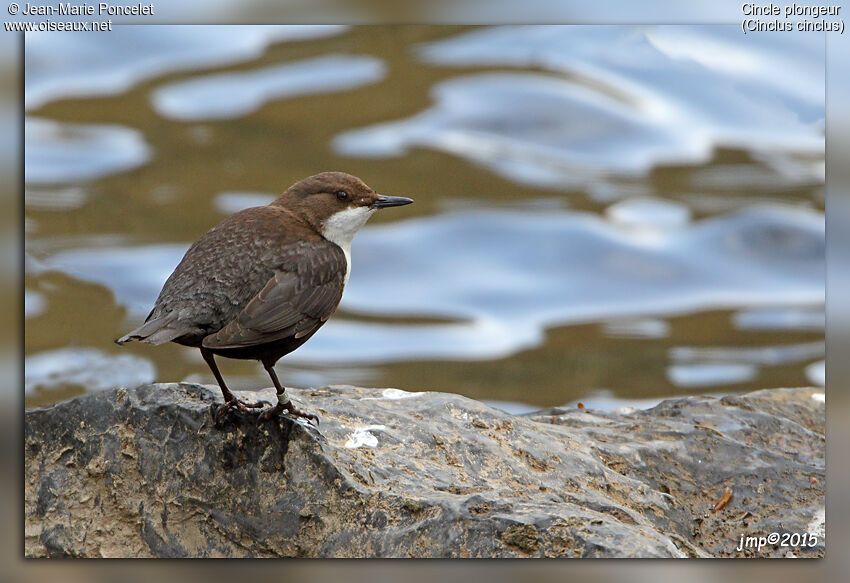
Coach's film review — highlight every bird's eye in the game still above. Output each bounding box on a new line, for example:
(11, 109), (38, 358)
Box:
(336, 190), (349, 201)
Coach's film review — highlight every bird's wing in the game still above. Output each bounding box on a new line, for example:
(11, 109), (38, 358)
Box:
(201, 242), (346, 349)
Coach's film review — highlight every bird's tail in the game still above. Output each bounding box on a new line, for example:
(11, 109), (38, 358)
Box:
(115, 315), (187, 346)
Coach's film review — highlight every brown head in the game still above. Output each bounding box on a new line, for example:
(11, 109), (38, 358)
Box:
(271, 172), (413, 247)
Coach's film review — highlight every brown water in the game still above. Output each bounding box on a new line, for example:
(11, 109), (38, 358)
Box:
(24, 25), (825, 411)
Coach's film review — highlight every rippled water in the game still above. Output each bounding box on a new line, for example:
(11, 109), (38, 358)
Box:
(151, 54), (386, 120)
(337, 26), (823, 188)
(24, 25), (824, 411)
(25, 117), (150, 184)
(25, 26), (346, 110)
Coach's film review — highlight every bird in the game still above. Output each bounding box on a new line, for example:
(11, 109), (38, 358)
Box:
(116, 172), (413, 424)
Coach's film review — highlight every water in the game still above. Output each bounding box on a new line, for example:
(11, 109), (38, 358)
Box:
(25, 26), (347, 110)
(151, 54), (386, 121)
(337, 26), (823, 188)
(24, 25), (824, 411)
(25, 117), (150, 184)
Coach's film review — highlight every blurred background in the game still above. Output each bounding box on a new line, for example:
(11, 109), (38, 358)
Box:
(23, 25), (825, 413)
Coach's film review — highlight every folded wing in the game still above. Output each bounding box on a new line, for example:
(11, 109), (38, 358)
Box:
(202, 243), (346, 349)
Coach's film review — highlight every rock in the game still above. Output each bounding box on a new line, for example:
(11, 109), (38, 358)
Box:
(24, 384), (824, 558)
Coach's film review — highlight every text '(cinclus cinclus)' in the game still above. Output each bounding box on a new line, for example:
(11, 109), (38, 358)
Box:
(117, 172), (413, 424)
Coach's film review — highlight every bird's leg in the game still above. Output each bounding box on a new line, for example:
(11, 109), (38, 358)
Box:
(200, 348), (269, 421)
(260, 363), (319, 425)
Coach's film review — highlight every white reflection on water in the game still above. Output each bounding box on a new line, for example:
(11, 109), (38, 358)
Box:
(151, 54), (386, 121)
(25, 117), (151, 185)
(805, 361), (825, 387)
(667, 363), (757, 388)
(335, 26), (823, 189)
(26, 347), (156, 395)
(213, 192), (277, 214)
(342, 204), (823, 319)
(25, 186), (89, 211)
(670, 342), (825, 367)
(668, 340), (824, 389)
(602, 318), (670, 339)
(604, 197), (691, 231)
(733, 307), (824, 331)
(25, 25), (347, 110)
(40, 203), (823, 364)
(335, 72), (683, 186)
(25, 289), (46, 320)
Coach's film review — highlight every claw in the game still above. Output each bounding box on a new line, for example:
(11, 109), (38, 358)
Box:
(212, 397), (271, 423)
(258, 405), (279, 422)
(260, 401), (319, 426)
(286, 402), (319, 425)
(295, 409), (320, 426)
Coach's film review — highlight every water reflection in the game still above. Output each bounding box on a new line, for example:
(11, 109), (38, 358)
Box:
(25, 347), (156, 395)
(24, 289), (46, 320)
(25, 117), (150, 184)
(213, 192), (276, 214)
(604, 197), (690, 231)
(23, 25), (825, 408)
(25, 25), (347, 110)
(151, 55), (386, 121)
(39, 202), (823, 367)
(733, 307), (825, 332)
(336, 26), (823, 189)
(670, 342), (825, 367)
(25, 186), (89, 211)
(806, 361), (825, 387)
(602, 318), (670, 339)
(46, 243), (187, 319)
(667, 363), (757, 388)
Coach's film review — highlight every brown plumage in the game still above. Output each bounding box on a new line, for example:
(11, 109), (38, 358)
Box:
(117, 172), (413, 423)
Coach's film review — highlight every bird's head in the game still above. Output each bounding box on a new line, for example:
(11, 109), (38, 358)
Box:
(274, 171), (413, 247)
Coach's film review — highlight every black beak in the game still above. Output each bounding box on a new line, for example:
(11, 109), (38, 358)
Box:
(373, 195), (414, 209)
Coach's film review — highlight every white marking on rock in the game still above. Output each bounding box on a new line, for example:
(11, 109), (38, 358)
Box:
(321, 205), (375, 285)
(382, 388), (425, 400)
(811, 392), (825, 403)
(344, 424), (386, 449)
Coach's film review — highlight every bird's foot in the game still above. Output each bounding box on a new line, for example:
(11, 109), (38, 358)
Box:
(260, 400), (319, 426)
(212, 397), (271, 423)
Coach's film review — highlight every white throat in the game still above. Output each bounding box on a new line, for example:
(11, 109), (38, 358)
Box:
(321, 206), (375, 285)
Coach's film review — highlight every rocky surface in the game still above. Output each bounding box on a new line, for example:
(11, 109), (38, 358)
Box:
(25, 383), (824, 558)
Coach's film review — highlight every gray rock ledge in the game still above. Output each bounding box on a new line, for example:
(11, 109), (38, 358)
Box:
(25, 384), (824, 558)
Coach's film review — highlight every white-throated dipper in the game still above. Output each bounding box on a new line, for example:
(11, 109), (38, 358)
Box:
(117, 172), (413, 424)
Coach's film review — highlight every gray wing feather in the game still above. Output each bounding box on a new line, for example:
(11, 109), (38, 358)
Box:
(202, 245), (346, 349)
